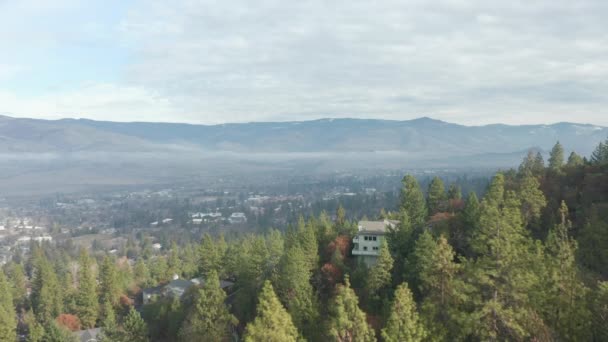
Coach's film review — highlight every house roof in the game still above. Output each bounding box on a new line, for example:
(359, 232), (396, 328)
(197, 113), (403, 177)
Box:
(74, 328), (101, 342)
(357, 219), (398, 234)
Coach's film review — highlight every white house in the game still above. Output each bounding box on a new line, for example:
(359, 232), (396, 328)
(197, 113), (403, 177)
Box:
(352, 219), (398, 266)
(229, 212), (247, 224)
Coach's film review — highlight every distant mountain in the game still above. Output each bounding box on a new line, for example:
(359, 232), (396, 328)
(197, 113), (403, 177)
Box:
(2, 115), (605, 157)
(0, 114), (606, 196)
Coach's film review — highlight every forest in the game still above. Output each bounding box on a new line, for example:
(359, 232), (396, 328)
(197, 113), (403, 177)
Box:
(1, 138), (608, 341)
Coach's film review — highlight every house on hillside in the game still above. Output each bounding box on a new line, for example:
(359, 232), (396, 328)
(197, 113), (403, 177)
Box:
(142, 275), (234, 304)
(351, 219), (398, 267)
(228, 212), (247, 224)
(73, 328), (101, 342)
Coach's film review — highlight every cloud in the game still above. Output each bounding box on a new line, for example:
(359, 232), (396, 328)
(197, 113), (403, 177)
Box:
(1, 0), (608, 125)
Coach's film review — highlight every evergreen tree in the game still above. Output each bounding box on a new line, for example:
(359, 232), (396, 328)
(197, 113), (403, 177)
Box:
(298, 219), (319, 271)
(328, 277), (376, 342)
(578, 207), (608, 277)
(24, 309), (45, 342)
(76, 249), (98, 328)
(418, 236), (468, 340)
(234, 236), (270, 323)
(199, 233), (224, 276)
(400, 175), (428, 227)
(336, 205), (347, 230)
(7, 262), (27, 308)
(591, 281), (608, 341)
(31, 249), (63, 324)
(167, 241), (181, 277)
(548, 141), (565, 171)
(447, 183), (462, 201)
(590, 138), (608, 165)
(427, 176), (446, 215)
(366, 239), (393, 296)
(44, 322), (77, 342)
(381, 283), (426, 342)
(276, 245), (318, 339)
(409, 230), (436, 297)
(266, 229), (285, 280)
(566, 151), (584, 167)
(544, 202), (591, 340)
(99, 299), (119, 342)
(517, 174), (547, 227)
(0, 270), (17, 342)
(469, 183), (543, 340)
(534, 152), (546, 174)
(179, 270), (237, 341)
(121, 307), (149, 342)
(134, 258), (150, 286)
(99, 256), (120, 307)
(244, 281), (300, 342)
(462, 192), (481, 234)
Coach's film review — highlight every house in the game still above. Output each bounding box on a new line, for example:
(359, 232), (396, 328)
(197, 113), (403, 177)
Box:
(152, 243), (162, 250)
(351, 219), (398, 267)
(73, 328), (101, 342)
(229, 212), (247, 224)
(142, 276), (235, 304)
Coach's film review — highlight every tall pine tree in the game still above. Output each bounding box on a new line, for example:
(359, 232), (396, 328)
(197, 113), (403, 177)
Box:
(328, 277), (376, 342)
(381, 283), (426, 342)
(244, 280), (300, 342)
(76, 249), (98, 328)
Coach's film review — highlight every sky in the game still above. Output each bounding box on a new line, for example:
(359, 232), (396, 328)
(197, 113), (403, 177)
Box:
(1, 0), (607, 126)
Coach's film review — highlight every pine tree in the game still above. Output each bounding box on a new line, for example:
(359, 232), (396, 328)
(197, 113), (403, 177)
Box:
(447, 183), (462, 201)
(199, 233), (224, 276)
(591, 281), (608, 341)
(427, 176), (446, 215)
(179, 270), (237, 341)
(418, 236), (467, 340)
(544, 202), (591, 340)
(7, 262), (27, 308)
(134, 258), (150, 286)
(24, 309), (45, 342)
(76, 249), (98, 328)
(99, 256), (120, 307)
(121, 307), (149, 342)
(167, 241), (181, 277)
(548, 141), (565, 171)
(578, 207), (608, 277)
(99, 299), (119, 342)
(517, 174), (547, 227)
(462, 192), (480, 233)
(400, 175), (428, 227)
(336, 205), (347, 230)
(468, 186), (542, 340)
(381, 283), (426, 342)
(534, 152), (545, 174)
(30, 249), (63, 324)
(276, 245), (318, 339)
(44, 322), (77, 342)
(235, 236), (270, 323)
(328, 277), (376, 342)
(410, 230), (436, 297)
(566, 151), (584, 167)
(0, 270), (17, 342)
(298, 219), (319, 271)
(244, 281), (300, 342)
(590, 138), (608, 165)
(367, 239), (393, 295)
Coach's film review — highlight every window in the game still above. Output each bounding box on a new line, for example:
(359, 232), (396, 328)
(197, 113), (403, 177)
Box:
(372, 236), (377, 241)
(364, 236), (368, 241)
(363, 246), (368, 251)
(373, 246), (379, 251)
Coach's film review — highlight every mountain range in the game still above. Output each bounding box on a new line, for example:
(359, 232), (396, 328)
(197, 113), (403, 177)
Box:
(0, 115), (606, 196)
(1, 115), (606, 156)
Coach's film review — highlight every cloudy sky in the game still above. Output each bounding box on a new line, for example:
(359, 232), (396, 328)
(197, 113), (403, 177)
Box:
(1, 0), (607, 125)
